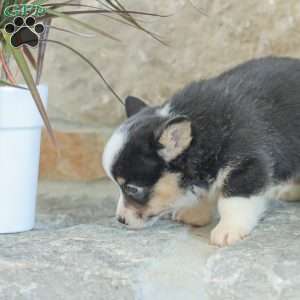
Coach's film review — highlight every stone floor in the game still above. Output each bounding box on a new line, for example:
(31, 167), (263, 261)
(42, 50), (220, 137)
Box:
(0, 180), (300, 299)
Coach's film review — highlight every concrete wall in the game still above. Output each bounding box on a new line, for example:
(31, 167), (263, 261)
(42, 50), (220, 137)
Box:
(40, 0), (300, 180)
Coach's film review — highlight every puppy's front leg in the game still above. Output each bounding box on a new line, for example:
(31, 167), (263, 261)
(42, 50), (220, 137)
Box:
(210, 196), (268, 246)
(173, 198), (213, 226)
(210, 157), (270, 246)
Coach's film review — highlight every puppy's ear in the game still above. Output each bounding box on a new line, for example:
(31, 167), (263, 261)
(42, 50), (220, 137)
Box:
(125, 96), (147, 118)
(156, 116), (192, 161)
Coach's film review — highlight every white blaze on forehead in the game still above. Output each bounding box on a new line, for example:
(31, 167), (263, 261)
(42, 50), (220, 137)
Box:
(102, 127), (128, 180)
(116, 192), (126, 216)
(157, 103), (171, 117)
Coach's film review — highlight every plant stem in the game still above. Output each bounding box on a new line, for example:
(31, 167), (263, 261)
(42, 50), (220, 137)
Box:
(0, 44), (11, 81)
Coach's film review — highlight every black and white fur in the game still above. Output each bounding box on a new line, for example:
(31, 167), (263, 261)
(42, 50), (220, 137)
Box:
(102, 57), (300, 246)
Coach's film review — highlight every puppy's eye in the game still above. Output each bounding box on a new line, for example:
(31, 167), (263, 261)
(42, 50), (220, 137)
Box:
(124, 184), (140, 195)
(123, 184), (149, 204)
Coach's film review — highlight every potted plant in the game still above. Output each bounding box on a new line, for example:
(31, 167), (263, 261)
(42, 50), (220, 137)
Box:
(0, 0), (162, 233)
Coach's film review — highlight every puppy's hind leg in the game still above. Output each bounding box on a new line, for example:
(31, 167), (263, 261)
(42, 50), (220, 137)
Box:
(278, 179), (300, 202)
(173, 198), (213, 227)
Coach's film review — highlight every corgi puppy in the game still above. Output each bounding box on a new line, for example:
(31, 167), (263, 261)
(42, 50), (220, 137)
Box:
(102, 57), (300, 246)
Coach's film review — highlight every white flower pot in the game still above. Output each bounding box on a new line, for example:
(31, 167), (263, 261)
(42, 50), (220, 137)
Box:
(0, 85), (48, 233)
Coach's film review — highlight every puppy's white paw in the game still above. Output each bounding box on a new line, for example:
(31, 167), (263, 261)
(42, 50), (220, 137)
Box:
(210, 221), (249, 246)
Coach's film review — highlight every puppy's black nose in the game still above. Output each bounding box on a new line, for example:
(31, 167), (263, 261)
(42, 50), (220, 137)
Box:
(117, 216), (127, 225)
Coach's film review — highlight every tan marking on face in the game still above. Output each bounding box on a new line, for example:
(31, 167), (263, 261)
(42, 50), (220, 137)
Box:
(116, 173), (185, 228)
(116, 177), (125, 185)
(144, 172), (184, 216)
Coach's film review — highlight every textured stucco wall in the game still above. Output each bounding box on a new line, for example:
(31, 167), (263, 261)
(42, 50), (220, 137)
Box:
(40, 0), (300, 180)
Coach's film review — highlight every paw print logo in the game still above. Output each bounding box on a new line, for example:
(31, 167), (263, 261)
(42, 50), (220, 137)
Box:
(4, 16), (45, 48)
